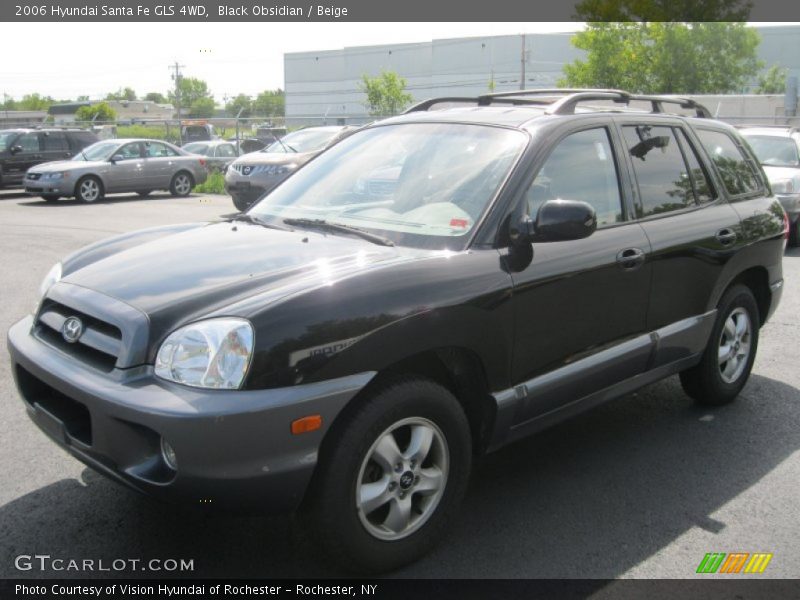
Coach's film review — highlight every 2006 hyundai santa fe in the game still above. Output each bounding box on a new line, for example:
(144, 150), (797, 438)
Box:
(7, 89), (788, 572)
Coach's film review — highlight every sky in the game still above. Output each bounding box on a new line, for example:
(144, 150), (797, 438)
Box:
(0, 22), (585, 103)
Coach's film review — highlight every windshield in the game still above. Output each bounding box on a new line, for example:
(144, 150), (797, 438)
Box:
(183, 142), (211, 155)
(72, 140), (120, 161)
(249, 123), (527, 249)
(0, 131), (19, 150)
(264, 128), (339, 154)
(744, 135), (800, 168)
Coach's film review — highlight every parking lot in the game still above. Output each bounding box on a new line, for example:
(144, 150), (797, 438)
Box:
(0, 189), (799, 579)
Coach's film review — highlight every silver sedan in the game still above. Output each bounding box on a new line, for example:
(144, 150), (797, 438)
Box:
(23, 138), (208, 203)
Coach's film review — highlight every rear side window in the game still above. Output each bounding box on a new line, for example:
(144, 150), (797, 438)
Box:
(527, 127), (624, 228)
(623, 125), (700, 217)
(42, 132), (68, 151)
(69, 132), (98, 149)
(217, 144), (236, 157)
(675, 129), (715, 204)
(696, 129), (762, 196)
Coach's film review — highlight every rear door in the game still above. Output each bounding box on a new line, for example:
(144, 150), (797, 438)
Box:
(142, 141), (179, 188)
(40, 131), (72, 163)
(616, 119), (743, 355)
(508, 123), (653, 425)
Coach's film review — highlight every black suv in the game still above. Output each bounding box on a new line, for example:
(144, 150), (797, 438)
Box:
(0, 128), (99, 188)
(7, 90), (787, 573)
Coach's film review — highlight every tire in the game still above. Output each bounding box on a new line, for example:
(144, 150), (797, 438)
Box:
(170, 172), (193, 197)
(789, 217), (800, 248)
(232, 196), (252, 212)
(136, 191), (151, 198)
(75, 176), (103, 203)
(680, 284), (759, 406)
(300, 376), (472, 573)
(41, 195), (59, 202)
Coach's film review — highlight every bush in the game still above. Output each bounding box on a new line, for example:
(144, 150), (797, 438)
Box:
(194, 171), (226, 194)
(116, 124), (180, 144)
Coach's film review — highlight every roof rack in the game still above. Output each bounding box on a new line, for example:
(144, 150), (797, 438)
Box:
(405, 89), (712, 119)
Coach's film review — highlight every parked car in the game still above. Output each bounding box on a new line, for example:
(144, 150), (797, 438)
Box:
(181, 122), (216, 144)
(23, 138), (208, 202)
(8, 90), (787, 573)
(182, 140), (242, 171)
(0, 128), (98, 188)
(739, 126), (800, 246)
(225, 125), (356, 211)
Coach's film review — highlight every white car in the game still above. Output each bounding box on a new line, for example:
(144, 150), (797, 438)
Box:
(740, 126), (800, 246)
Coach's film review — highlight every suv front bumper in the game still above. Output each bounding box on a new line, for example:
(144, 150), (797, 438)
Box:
(8, 316), (374, 512)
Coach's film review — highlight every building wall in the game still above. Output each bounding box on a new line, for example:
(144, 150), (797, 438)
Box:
(284, 26), (800, 126)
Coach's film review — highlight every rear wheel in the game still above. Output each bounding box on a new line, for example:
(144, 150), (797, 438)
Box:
(170, 172), (193, 197)
(300, 376), (472, 573)
(75, 176), (103, 203)
(41, 195), (59, 202)
(789, 216), (800, 248)
(680, 284), (759, 406)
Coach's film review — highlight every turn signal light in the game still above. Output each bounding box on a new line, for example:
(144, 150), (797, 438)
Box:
(291, 415), (322, 435)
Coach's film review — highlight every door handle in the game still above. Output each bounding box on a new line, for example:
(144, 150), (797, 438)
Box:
(715, 228), (737, 245)
(616, 247), (646, 270)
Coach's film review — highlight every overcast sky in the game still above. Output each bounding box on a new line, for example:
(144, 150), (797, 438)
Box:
(0, 22), (587, 102)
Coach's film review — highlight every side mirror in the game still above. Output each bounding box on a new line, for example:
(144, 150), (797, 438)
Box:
(514, 199), (597, 244)
(10, 145), (23, 155)
(110, 154), (124, 163)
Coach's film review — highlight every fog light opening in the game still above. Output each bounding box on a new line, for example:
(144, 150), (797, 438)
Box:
(160, 437), (178, 470)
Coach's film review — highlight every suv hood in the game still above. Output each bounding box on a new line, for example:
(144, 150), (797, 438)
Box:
(61, 221), (425, 334)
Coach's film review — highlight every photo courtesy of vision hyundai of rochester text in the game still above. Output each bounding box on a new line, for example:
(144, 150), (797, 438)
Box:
(6, 90), (788, 572)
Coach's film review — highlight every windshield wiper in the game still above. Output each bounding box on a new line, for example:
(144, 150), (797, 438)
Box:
(227, 213), (294, 231)
(282, 218), (394, 246)
(272, 137), (297, 153)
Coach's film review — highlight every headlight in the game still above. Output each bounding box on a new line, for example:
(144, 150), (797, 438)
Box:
(39, 262), (62, 300)
(45, 172), (67, 180)
(155, 318), (254, 390)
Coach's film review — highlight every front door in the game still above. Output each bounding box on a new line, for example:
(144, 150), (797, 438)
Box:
(509, 125), (653, 425)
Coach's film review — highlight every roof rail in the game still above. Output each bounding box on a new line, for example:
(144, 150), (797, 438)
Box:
(404, 89), (712, 119)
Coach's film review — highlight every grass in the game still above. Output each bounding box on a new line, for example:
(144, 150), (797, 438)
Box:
(194, 171), (226, 194)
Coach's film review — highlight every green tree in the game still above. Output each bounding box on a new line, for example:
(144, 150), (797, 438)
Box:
(756, 65), (787, 94)
(226, 93), (253, 117)
(105, 87), (137, 101)
(169, 77), (212, 109)
(573, 0), (752, 21)
(143, 92), (167, 104)
(76, 95), (89, 102)
(359, 71), (413, 116)
(253, 89), (285, 118)
(75, 102), (116, 122)
(17, 93), (55, 111)
(560, 22), (761, 94)
(188, 97), (216, 118)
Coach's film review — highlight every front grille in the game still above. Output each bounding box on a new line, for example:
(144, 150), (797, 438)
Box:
(35, 299), (122, 372)
(26, 172), (42, 181)
(16, 365), (93, 446)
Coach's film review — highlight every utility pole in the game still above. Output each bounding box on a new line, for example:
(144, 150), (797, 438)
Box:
(170, 61), (185, 144)
(520, 34), (526, 91)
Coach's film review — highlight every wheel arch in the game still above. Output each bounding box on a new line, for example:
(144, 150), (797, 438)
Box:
(719, 266), (771, 328)
(320, 347), (496, 461)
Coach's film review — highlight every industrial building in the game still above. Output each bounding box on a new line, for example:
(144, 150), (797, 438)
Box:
(284, 25), (800, 126)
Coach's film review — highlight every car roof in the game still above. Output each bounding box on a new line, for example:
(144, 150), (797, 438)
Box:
(381, 89), (716, 131)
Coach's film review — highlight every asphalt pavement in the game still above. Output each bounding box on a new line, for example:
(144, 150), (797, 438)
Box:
(0, 190), (798, 579)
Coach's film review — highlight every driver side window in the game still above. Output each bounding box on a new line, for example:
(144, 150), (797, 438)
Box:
(117, 143), (142, 160)
(527, 127), (624, 228)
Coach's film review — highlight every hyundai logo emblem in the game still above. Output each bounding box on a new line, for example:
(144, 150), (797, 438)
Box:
(61, 316), (84, 344)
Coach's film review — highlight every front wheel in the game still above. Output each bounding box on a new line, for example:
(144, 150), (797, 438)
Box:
(680, 284), (759, 406)
(300, 377), (472, 573)
(75, 176), (103, 203)
(170, 172), (193, 197)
